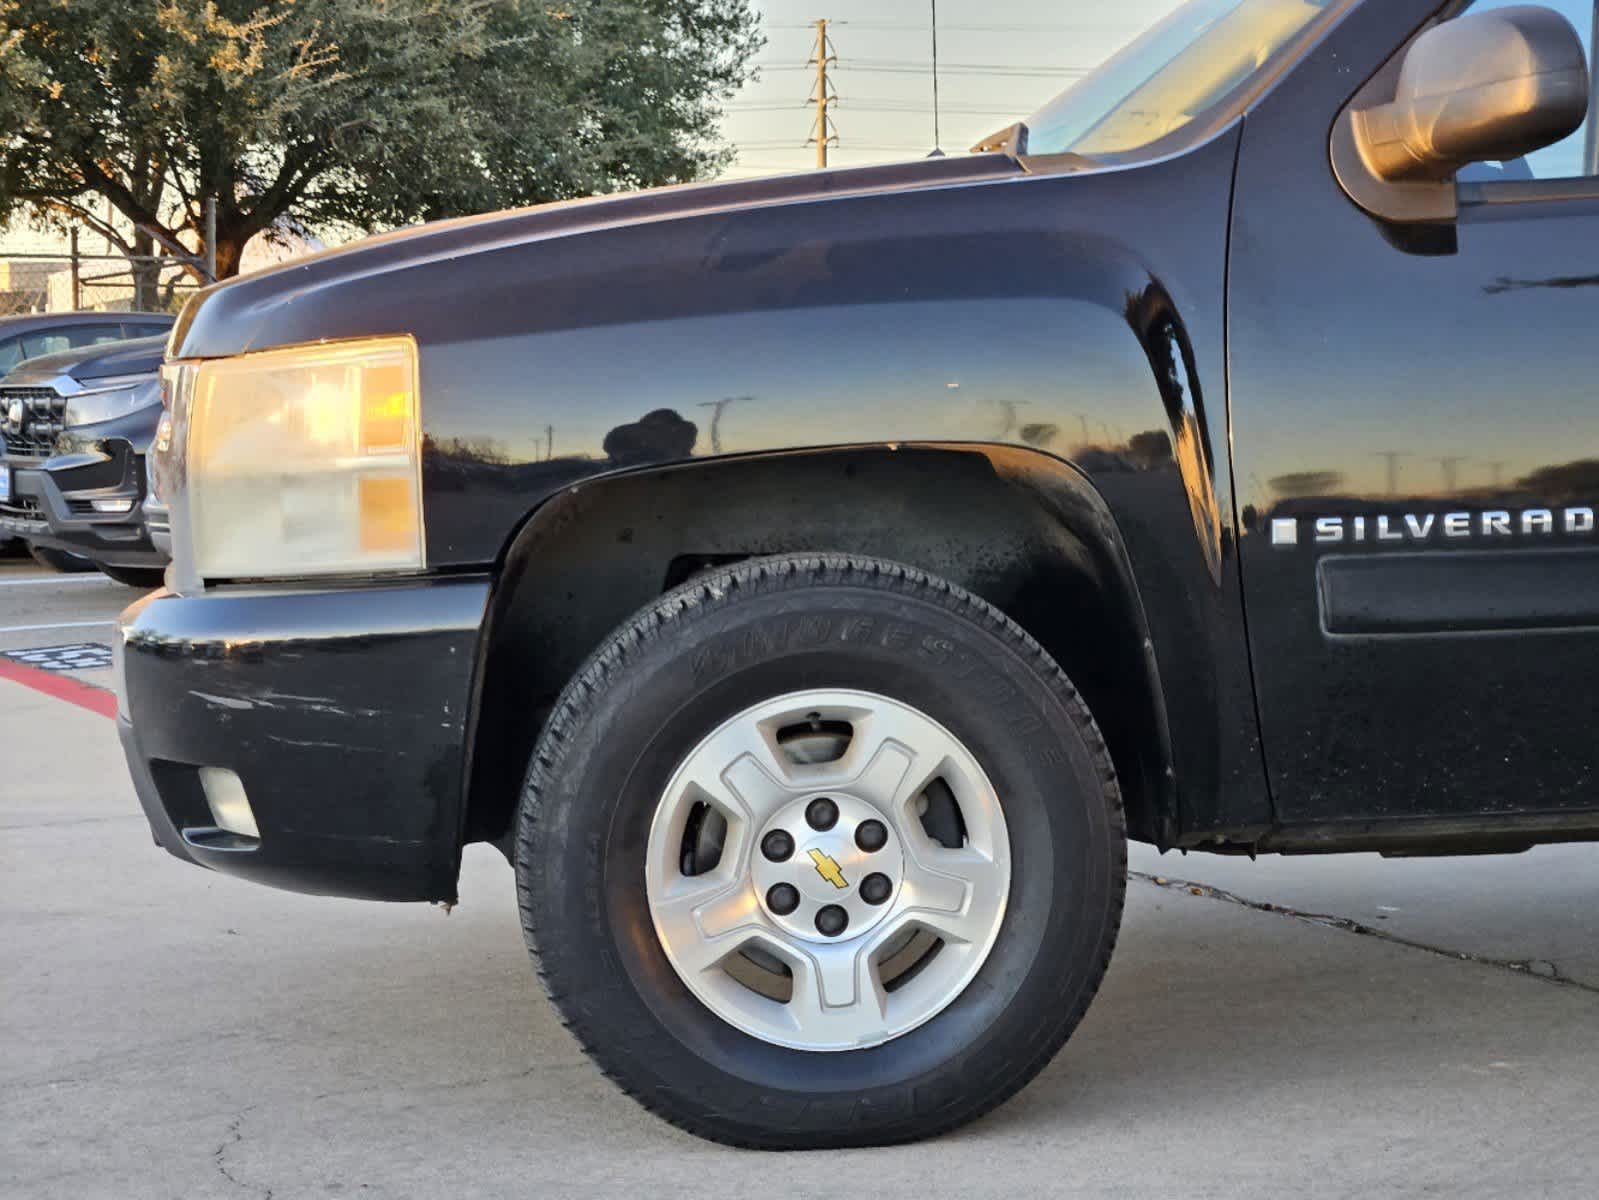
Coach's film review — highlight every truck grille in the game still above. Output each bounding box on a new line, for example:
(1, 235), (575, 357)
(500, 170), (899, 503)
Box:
(0, 386), (66, 458)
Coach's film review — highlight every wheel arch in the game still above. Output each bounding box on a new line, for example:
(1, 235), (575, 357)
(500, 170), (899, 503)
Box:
(462, 442), (1178, 852)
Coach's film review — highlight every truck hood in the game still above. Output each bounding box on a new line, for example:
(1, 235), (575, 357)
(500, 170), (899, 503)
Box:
(5, 335), (167, 386)
(171, 154), (1026, 359)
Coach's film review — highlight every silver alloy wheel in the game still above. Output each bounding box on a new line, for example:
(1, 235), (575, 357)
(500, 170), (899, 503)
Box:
(645, 689), (1011, 1052)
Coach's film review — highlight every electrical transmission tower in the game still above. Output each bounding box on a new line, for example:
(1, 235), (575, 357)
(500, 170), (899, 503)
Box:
(807, 19), (839, 168)
(1372, 450), (1409, 496)
(1433, 455), (1466, 492)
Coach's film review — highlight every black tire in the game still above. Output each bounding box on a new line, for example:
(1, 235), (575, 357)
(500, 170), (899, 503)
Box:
(516, 554), (1126, 1148)
(96, 563), (166, 589)
(27, 543), (95, 573)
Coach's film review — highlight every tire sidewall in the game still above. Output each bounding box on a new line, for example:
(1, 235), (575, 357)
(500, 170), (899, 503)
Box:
(520, 568), (1120, 1137)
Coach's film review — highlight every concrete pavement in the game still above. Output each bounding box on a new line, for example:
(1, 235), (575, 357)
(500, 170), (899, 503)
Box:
(0, 554), (140, 687)
(3, 564), (1597, 1198)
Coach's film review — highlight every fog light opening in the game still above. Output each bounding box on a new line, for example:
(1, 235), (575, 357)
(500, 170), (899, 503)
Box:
(91, 497), (136, 514)
(199, 767), (259, 839)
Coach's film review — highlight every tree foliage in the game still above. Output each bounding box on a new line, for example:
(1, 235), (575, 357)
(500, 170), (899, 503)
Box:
(0, 0), (761, 278)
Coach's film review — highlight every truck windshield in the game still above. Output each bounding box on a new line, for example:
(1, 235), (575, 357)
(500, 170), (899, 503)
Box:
(1024, 0), (1340, 158)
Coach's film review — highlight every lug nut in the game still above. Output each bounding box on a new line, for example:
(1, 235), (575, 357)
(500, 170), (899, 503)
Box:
(805, 797), (839, 831)
(766, 882), (800, 916)
(761, 829), (795, 862)
(855, 819), (888, 852)
(860, 872), (893, 905)
(814, 904), (849, 936)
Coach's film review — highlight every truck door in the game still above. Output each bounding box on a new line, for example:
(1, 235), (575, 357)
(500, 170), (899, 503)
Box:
(1229, 0), (1599, 830)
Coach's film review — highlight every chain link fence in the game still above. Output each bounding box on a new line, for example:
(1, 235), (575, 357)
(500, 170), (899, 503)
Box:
(0, 251), (201, 316)
(0, 224), (203, 316)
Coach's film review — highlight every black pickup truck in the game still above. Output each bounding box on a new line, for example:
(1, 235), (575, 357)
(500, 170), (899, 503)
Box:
(117, 0), (1599, 1149)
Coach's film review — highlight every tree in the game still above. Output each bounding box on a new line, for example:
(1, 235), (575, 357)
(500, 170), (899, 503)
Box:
(0, 1), (761, 285)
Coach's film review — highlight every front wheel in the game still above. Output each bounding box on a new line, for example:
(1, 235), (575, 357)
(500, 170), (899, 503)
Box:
(27, 543), (94, 573)
(516, 554), (1125, 1148)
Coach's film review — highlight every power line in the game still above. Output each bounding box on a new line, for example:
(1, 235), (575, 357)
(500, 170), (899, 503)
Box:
(839, 57), (1085, 69)
(845, 103), (1022, 114)
(749, 22), (1067, 169)
(728, 102), (1025, 116)
(755, 66), (1085, 81)
(738, 148), (930, 154)
(735, 144), (930, 154)
(847, 65), (1086, 76)
(755, 59), (1088, 74)
(762, 22), (1139, 33)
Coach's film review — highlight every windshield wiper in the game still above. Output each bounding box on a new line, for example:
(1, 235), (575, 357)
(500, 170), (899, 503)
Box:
(969, 120), (1100, 174)
(970, 121), (1029, 159)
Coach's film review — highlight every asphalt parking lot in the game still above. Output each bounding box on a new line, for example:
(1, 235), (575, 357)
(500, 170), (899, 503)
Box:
(4, 556), (1598, 1198)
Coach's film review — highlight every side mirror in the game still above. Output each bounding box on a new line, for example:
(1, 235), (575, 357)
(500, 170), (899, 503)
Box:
(1352, 5), (1589, 183)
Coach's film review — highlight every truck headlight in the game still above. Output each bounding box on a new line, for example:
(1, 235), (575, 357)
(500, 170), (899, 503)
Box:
(185, 336), (424, 579)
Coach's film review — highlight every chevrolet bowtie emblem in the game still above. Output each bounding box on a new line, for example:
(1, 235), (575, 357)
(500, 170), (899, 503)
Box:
(807, 848), (848, 889)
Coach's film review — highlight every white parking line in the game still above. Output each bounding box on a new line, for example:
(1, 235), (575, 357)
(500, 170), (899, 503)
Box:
(0, 619), (117, 635)
(0, 575), (116, 587)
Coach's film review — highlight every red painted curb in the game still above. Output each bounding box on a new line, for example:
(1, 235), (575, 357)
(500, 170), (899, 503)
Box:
(0, 657), (118, 719)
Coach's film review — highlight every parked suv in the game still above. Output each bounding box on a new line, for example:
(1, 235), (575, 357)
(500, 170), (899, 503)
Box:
(1, 336), (169, 586)
(118, 0), (1599, 1150)
(0, 311), (172, 378)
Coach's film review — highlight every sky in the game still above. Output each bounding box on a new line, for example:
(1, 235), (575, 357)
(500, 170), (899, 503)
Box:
(720, 0), (1185, 177)
(1, 1), (1186, 261)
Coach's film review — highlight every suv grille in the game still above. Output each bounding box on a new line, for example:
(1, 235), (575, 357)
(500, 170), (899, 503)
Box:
(0, 386), (66, 458)
(0, 493), (43, 520)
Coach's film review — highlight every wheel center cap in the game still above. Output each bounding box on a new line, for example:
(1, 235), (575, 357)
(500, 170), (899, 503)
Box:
(751, 794), (905, 943)
(797, 836), (858, 901)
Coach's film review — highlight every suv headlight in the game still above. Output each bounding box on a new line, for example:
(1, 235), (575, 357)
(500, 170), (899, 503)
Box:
(67, 374), (162, 425)
(182, 336), (424, 579)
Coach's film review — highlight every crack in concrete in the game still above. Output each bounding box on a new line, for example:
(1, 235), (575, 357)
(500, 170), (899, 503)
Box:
(213, 1106), (272, 1200)
(1132, 871), (1599, 997)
